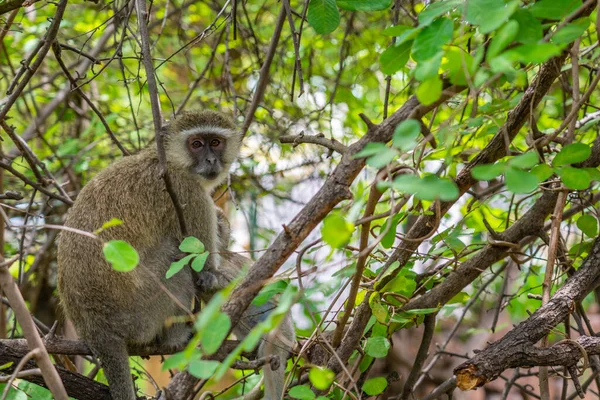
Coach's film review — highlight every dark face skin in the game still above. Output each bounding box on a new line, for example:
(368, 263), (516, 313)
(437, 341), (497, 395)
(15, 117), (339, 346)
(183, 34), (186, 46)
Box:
(187, 134), (226, 179)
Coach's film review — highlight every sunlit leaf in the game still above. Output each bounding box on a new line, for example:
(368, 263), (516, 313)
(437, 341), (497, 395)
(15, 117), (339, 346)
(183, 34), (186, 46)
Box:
(289, 385), (316, 400)
(103, 240), (139, 272)
(322, 213), (355, 249)
(189, 360), (220, 379)
(530, 0), (582, 20)
(365, 336), (390, 358)
(179, 236), (205, 253)
(362, 377), (388, 395)
(309, 367), (335, 390)
(577, 215), (598, 238)
(553, 143), (592, 167)
(557, 167), (591, 190)
(380, 40), (413, 75)
(465, 0), (519, 34)
(392, 119), (421, 151)
(505, 167), (540, 194)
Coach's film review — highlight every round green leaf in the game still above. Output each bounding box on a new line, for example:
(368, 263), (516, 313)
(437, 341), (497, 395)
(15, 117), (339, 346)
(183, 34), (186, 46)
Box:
(412, 17), (454, 62)
(179, 236), (205, 253)
(531, 164), (554, 181)
(362, 377), (388, 396)
(530, 0), (582, 21)
(103, 240), (139, 272)
(472, 162), (506, 181)
(189, 359), (220, 379)
(465, 0), (519, 34)
(309, 367), (335, 390)
(392, 119), (420, 151)
(557, 167), (591, 190)
(308, 0), (340, 35)
(553, 143), (592, 167)
(321, 213), (354, 249)
(486, 20), (519, 61)
(365, 336), (390, 358)
(289, 385), (316, 400)
(380, 40), (413, 75)
(416, 75), (442, 106)
(508, 152), (539, 169)
(577, 215), (598, 238)
(505, 167), (539, 194)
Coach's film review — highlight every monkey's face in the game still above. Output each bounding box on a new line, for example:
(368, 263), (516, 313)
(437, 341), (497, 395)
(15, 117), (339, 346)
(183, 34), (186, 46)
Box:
(187, 134), (227, 180)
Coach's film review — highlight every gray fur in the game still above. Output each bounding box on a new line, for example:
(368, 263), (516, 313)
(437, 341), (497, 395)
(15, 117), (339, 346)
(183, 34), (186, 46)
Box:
(57, 110), (240, 400)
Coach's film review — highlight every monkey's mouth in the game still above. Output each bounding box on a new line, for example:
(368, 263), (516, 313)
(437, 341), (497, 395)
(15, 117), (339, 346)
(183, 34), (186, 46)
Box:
(203, 171), (220, 180)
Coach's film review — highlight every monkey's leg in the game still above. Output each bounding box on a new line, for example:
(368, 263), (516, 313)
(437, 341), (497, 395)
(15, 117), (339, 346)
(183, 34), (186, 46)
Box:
(90, 336), (137, 400)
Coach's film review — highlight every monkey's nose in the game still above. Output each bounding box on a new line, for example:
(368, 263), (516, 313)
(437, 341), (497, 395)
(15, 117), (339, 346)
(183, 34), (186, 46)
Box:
(206, 156), (217, 165)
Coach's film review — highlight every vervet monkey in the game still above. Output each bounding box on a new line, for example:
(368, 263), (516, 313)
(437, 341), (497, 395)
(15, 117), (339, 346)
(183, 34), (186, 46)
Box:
(57, 110), (241, 400)
(202, 209), (295, 400)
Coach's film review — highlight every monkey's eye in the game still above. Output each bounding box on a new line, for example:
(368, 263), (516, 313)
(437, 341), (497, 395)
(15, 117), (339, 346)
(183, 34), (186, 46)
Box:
(210, 139), (221, 147)
(191, 140), (203, 149)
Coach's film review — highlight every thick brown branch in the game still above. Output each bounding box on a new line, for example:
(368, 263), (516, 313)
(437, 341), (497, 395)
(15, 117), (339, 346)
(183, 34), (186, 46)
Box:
(454, 237), (600, 391)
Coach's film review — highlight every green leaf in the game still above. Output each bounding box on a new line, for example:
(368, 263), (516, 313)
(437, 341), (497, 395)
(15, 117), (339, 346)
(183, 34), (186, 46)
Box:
(531, 164), (554, 181)
(371, 298), (388, 323)
(465, 0), (520, 34)
(201, 313), (231, 355)
(414, 52), (443, 81)
(443, 47), (478, 85)
(577, 215), (598, 238)
(308, 0), (340, 34)
(472, 162), (506, 180)
(99, 218), (123, 231)
(365, 336), (391, 358)
(252, 280), (288, 306)
(382, 24), (410, 37)
(416, 75), (442, 106)
(366, 147), (398, 168)
(336, 0), (392, 11)
(504, 43), (562, 64)
(166, 254), (194, 279)
(530, 0), (582, 20)
(448, 292), (469, 304)
(179, 236), (205, 253)
(557, 167), (591, 190)
(191, 252), (208, 272)
(505, 167), (540, 194)
(381, 26), (420, 45)
(418, 0), (462, 26)
(103, 240), (139, 272)
(322, 213), (355, 249)
(552, 19), (590, 44)
(508, 152), (539, 169)
(362, 377), (388, 396)
(391, 174), (459, 201)
(380, 40), (413, 75)
(189, 359), (220, 379)
(412, 17), (454, 62)
(309, 367), (335, 390)
(510, 9), (543, 44)
(289, 385), (316, 400)
(553, 143), (592, 167)
(392, 119), (420, 151)
(354, 142), (388, 158)
(381, 214), (402, 249)
(486, 20), (519, 61)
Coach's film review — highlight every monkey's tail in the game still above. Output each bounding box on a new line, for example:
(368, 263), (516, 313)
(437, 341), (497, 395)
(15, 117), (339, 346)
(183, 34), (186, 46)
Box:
(91, 337), (137, 400)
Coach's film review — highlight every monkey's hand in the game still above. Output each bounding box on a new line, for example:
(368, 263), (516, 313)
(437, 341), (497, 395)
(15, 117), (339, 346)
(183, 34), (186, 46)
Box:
(195, 269), (221, 294)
